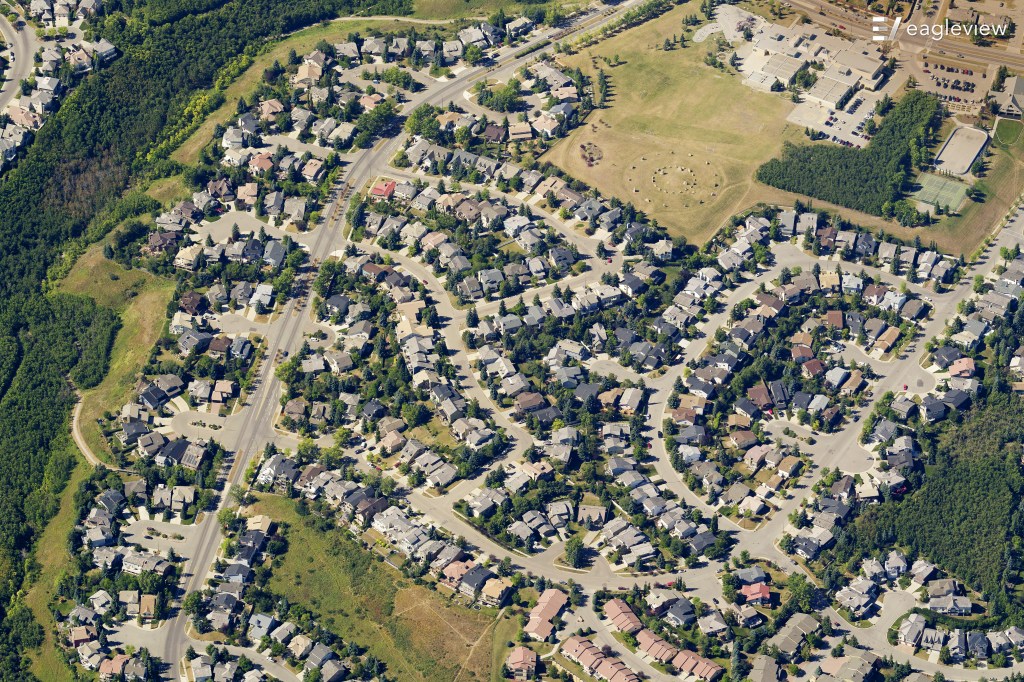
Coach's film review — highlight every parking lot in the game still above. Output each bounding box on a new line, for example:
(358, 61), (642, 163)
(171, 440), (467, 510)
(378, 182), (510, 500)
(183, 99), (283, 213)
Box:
(905, 56), (989, 114)
(788, 88), (889, 148)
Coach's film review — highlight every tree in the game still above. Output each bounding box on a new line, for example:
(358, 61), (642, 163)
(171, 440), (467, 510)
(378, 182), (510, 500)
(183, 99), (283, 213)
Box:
(182, 592), (203, 615)
(564, 536), (584, 568)
(464, 44), (484, 65)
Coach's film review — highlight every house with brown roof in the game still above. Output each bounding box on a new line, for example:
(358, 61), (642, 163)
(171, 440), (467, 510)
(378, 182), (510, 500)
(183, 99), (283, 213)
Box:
(604, 598), (642, 634)
(802, 359), (825, 378)
(506, 646), (537, 680)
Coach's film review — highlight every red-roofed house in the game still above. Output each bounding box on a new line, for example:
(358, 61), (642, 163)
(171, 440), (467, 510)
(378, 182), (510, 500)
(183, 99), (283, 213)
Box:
(741, 582), (771, 605)
(370, 180), (396, 201)
(603, 598), (642, 634)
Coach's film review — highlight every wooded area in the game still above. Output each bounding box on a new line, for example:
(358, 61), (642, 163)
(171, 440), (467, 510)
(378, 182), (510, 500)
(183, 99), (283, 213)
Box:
(755, 91), (940, 220)
(833, 394), (1024, 625)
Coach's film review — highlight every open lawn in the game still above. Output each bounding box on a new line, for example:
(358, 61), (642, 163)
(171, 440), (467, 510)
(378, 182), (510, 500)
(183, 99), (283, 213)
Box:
(145, 174), (192, 205)
(172, 18), (452, 165)
(544, 0), (805, 244)
(995, 117), (1024, 146)
(489, 612), (521, 682)
(57, 242), (175, 462)
(251, 494), (499, 682)
(25, 453), (89, 682)
(408, 415), (459, 450)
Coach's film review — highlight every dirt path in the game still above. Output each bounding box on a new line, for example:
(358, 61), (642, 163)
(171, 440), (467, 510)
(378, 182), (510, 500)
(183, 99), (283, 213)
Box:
(71, 390), (131, 473)
(72, 392), (106, 467)
(452, 606), (503, 682)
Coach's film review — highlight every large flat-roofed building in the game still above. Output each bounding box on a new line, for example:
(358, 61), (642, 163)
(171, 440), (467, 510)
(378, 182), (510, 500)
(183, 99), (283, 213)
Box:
(806, 77), (854, 109)
(747, 26), (886, 101)
(761, 53), (805, 83)
(833, 41), (886, 89)
(804, 64), (861, 108)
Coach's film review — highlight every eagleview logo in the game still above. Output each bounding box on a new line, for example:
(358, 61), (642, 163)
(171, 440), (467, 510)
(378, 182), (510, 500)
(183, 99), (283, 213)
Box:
(871, 16), (901, 42)
(871, 13), (1010, 41)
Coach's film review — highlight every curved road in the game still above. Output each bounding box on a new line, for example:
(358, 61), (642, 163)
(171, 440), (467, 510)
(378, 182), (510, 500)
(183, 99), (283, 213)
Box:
(0, 12), (41, 112)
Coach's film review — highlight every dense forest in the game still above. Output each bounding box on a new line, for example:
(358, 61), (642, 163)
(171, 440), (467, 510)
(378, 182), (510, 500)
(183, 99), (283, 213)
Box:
(0, 0), (409, 674)
(755, 91), (941, 220)
(832, 394), (1024, 625)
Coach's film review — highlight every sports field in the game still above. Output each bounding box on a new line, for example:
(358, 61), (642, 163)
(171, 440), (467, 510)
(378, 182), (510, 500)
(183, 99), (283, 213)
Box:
(545, 0), (804, 244)
(913, 173), (968, 210)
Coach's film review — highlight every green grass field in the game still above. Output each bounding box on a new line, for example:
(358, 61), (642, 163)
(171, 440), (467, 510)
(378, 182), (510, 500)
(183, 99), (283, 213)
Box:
(251, 494), (499, 682)
(545, 0), (805, 245)
(913, 173), (968, 209)
(411, 0), (565, 20)
(995, 118), (1023, 146)
(57, 240), (174, 462)
(24, 454), (89, 682)
(145, 174), (192, 205)
(489, 614), (521, 682)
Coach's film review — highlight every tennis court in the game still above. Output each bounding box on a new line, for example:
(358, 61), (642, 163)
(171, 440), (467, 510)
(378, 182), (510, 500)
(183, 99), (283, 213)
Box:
(912, 173), (968, 209)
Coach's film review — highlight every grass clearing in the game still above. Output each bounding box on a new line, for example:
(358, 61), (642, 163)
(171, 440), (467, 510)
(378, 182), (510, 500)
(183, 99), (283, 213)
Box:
(145, 174), (192, 205)
(489, 612), (521, 682)
(251, 494), (498, 681)
(57, 241), (175, 461)
(172, 18), (448, 166)
(995, 117), (1023, 146)
(25, 453), (89, 682)
(545, 0), (804, 245)
(408, 415), (459, 450)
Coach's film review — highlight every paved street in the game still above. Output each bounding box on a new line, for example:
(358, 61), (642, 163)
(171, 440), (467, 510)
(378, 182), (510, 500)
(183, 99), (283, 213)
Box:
(0, 13), (40, 113)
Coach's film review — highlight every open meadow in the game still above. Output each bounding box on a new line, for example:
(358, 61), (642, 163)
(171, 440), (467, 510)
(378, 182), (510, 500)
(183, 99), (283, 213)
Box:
(252, 494), (500, 682)
(545, 0), (805, 244)
(57, 238), (175, 462)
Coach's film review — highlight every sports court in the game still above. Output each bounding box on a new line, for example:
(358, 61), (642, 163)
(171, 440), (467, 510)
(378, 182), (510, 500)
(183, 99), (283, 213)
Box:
(934, 126), (988, 176)
(912, 173), (968, 209)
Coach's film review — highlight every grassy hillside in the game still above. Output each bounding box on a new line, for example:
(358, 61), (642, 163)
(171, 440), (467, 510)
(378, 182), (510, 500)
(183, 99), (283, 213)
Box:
(56, 239), (175, 463)
(251, 494), (499, 681)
